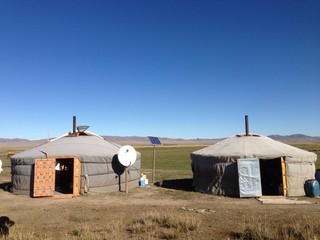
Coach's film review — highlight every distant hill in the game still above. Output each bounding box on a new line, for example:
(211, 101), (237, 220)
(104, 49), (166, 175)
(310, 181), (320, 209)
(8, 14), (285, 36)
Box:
(0, 138), (47, 148)
(0, 138), (30, 142)
(268, 134), (320, 143)
(0, 134), (319, 148)
(103, 136), (220, 146)
(0, 136), (219, 148)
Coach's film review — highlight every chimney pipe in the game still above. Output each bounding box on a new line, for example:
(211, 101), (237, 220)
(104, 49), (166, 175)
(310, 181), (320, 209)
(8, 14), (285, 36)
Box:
(73, 116), (76, 133)
(245, 115), (249, 136)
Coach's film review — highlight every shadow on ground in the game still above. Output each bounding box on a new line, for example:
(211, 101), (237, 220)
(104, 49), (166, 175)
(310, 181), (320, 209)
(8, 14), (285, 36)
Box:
(0, 182), (11, 191)
(154, 178), (194, 191)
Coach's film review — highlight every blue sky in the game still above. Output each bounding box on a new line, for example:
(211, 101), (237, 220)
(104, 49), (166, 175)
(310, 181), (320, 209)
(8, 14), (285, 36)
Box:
(1, 1), (319, 140)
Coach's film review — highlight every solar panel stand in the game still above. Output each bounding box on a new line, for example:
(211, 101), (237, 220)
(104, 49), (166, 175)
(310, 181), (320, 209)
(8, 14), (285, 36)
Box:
(148, 136), (161, 183)
(152, 145), (156, 183)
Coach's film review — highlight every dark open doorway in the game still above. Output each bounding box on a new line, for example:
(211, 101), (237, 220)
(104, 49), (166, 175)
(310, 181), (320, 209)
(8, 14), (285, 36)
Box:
(259, 158), (284, 196)
(55, 158), (74, 194)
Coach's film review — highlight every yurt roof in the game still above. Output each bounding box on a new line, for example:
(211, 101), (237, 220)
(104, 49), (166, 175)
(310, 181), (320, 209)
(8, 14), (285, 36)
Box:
(192, 134), (317, 161)
(11, 134), (123, 162)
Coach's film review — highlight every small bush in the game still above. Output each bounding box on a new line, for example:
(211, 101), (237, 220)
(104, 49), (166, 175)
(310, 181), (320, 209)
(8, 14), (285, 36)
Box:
(128, 210), (201, 239)
(2, 226), (51, 240)
(233, 217), (320, 240)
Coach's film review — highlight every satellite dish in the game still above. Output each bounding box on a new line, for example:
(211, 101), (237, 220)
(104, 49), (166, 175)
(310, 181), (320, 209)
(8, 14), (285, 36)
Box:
(118, 145), (137, 167)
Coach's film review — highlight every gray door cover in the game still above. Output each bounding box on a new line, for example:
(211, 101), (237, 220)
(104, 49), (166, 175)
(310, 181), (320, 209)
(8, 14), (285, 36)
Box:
(237, 158), (262, 197)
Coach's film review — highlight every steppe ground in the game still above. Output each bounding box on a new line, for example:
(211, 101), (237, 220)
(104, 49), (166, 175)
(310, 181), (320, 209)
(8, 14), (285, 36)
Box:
(1, 182), (320, 240)
(1, 141), (320, 239)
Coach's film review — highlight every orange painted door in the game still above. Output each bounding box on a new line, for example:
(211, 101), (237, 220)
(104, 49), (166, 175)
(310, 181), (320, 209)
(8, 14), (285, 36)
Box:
(33, 158), (56, 197)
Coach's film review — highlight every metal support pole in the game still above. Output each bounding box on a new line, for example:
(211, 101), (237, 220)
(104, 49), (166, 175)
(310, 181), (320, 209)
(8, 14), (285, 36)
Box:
(125, 167), (128, 193)
(152, 145), (156, 183)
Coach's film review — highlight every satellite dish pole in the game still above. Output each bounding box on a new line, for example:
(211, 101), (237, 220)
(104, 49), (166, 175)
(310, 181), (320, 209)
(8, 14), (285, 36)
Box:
(125, 166), (128, 193)
(118, 145), (137, 193)
(148, 136), (162, 183)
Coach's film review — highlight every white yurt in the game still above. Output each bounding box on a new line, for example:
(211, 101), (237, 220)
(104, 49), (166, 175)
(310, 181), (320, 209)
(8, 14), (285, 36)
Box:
(11, 128), (140, 197)
(191, 133), (317, 197)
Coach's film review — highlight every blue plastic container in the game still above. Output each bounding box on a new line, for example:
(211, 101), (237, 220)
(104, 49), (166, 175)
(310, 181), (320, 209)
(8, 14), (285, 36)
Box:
(315, 170), (320, 184)
(304, 179), (320, 197)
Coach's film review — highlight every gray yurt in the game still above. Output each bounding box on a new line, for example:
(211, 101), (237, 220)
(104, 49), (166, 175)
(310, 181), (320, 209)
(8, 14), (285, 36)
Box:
(191, 133), (317, 197)
(11, 130), (141, 197)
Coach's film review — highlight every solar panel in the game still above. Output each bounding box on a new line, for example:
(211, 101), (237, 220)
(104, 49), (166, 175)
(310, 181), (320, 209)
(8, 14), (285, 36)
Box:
(148, 136), (161, 145)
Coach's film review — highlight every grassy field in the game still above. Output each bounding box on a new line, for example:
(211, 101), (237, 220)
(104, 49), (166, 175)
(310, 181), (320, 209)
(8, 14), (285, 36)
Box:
(136, 146), (204, 182)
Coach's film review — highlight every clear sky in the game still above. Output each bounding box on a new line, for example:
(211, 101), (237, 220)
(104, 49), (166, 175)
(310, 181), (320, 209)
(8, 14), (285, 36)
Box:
(1, 1), (319, 140)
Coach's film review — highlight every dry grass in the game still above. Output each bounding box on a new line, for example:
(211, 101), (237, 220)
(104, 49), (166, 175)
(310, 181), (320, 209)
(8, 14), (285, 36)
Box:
(5, 213), (320, 240)
(127, 210), (201, 239)
(1, 227), (52, 240)
(1, 209), (200, 240)
(232, 216), (320, 240)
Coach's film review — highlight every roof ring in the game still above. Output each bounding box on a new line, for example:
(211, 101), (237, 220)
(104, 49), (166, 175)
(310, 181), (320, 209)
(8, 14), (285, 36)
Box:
(236, 133), (261, 137)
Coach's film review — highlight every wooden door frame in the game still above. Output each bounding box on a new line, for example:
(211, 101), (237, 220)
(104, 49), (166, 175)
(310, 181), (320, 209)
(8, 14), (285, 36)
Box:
(281, 157), (287, 197)
(259, 157), (287, 198)
(33, 156), (81, 198)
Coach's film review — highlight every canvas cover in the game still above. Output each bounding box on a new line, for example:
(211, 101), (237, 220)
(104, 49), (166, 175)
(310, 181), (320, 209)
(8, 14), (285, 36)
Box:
(11, 135), (141, 195)
(191, 134), (317, 197)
